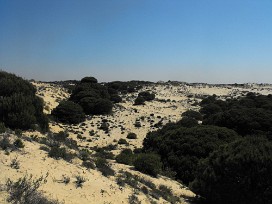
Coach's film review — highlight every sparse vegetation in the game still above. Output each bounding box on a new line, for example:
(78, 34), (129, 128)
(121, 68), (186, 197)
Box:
(95, 157), (115, 177)
(74, 175), (86, 188)
(5, 173), (60, 204)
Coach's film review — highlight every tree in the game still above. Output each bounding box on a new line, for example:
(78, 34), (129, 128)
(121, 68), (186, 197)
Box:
(51, 101), (85, 124)
(191, 137), (272, 204)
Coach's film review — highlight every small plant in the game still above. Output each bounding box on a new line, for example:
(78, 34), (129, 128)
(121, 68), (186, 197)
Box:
(134, 97), (145, 105)
(95, 157), (115, 177)
(13, 139), (24, 149)
(134, 121), (141, 128)
(78, 149), (90, 161)
(118, 138), (128, 145)
(127, 133), (137, 139)
(128, 194), (141, 204)
(61, 175), (70, 185)
(10, 157), (20, 169)
(74, 175), (86, 188)
(0, 135), (12, 150)
(89, 130), (95, 136)
(82, 160), (96, 169)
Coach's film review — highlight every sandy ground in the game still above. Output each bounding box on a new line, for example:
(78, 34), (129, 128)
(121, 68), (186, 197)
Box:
(1, 82), (271, 204)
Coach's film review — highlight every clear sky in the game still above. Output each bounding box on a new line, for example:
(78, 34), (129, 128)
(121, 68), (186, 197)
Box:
(0, 0), (271, 83)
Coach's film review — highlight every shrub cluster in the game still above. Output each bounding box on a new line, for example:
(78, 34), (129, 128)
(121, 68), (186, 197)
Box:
(52, 76), (115, 124)
(134, 91), (155, 105)
(142, 93), (272, 204)
(0, 71), (48, 131)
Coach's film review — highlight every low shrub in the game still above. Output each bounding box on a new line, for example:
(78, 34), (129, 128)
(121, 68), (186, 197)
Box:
(127, 133), (137, 139)
(48, 146), (75, 162)
(118, 138), (128, 145)
(95, 157), (115, 177)
(5, 173), (60, 204)
(13, 139), (24, 148)
(74, 175), (86, 188)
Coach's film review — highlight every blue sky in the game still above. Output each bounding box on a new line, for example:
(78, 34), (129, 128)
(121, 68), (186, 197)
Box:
(0, 0), (271, 83)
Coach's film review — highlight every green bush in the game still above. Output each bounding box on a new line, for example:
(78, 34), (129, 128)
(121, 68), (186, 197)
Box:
(51, 101), (85, 124)
(115, 149), (134, 165)
(143, 125), (240, 184)
(182, 110), (203, 120)
(133, 153), (162, 177)
(13, 139), (24, 148)
(110, 94), (122, 103)
(118, 138), (128, 145)
(69, 77), (113, 115)
(127, 133), (137, 139)
(0, 71), (48, 131)
(191, 137), (272, 204)
(81, 76), (97, 83)
(138, 91), (155, 101)
(95, 157), (115, 177)
(48, 146), (75, 162)
(5, 174), (60, 204)
(134, 97), (145, 105)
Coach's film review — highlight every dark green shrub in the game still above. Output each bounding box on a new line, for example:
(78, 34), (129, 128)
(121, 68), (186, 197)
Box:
(0, 71), (48, 132)
(133, 153), (162, 177)
(81, 76), (98, 83)
(54, 131), (69, 142)
(82, 160), (96, 169)
(182, 110), (203, 120)
(74, 175), (86, 188)
(94, 147), (114, 159)
(127, 133), (137, 139)
(51, 101), (85, 124)
(118, 138), (128, 145)
(48, 146), (75, 162)
(191, 137), (272, 204)
(134, 97), (145, 105)
(138, 91), (155, 101)
(115, 149), (134, 165)
(78, 149), (90, 161)
(93, 99), (113, 114)
(13, 139), (24, 148)
(110, 94), (122, 103)
(143, 125), (240, 184)
(95, 157), (115, 177)
(0, 135), (12, 150)
(177, 116), (198, 127)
